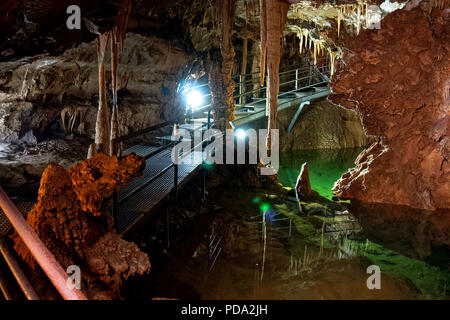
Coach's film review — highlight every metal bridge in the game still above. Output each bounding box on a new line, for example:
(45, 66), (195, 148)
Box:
(186, 57), (331, 129)
(0, 58), (331, 300)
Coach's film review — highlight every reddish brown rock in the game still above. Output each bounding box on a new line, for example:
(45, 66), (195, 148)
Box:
(84, 233), (150, 299)
(11, 153), (149, 299)
(296, 162), (312, 199)
(329, 6), (450, 211)
(69, 152), (145, 216)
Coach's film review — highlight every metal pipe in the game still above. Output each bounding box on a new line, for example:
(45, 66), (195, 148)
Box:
(0, 187), (87, 300)
(0, 268), (16, 300)
(0, 239), (39, 300)
(112, 121), (172, 144)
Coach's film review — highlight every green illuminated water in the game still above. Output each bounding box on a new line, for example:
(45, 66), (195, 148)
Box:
(278, 148), (364, 199)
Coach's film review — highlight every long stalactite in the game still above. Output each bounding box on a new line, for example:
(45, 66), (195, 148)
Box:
(210, 0), (238, 129)
(260, 0), (290, 151)
(110, 0), (132, 157)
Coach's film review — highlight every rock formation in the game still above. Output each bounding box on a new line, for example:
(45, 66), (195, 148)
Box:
(275, 99), (375, 151)
(0, 33), (191, 144)
(330, 5), (449, 211)
(295, 162), (312, 199)
(11, 153), (150, 299)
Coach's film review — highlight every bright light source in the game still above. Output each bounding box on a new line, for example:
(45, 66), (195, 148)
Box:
(235, 129), (246, 140)
(186, 90), (203, 108)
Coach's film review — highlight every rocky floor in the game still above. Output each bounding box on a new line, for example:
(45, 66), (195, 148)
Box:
(0, 137), (90, 196)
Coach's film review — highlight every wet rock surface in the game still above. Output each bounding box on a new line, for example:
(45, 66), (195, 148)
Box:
(269, 99), (375, 152)
(330, 6), (450, 211)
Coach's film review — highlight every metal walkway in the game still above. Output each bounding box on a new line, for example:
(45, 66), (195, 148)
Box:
(186, 57), (331, 129)
(114, 144), (201, 234)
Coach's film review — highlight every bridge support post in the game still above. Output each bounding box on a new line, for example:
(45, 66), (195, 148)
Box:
(201, 169), (206, 201)
(287, 101), (310, 133)
(166, 205), (170, 249)
(207, 109), (211, 129)
(173, 163), (178, 200)
(239, 75), (244, 106)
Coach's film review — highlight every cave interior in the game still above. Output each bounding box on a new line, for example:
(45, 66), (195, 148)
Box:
(0, 0), (449, 301)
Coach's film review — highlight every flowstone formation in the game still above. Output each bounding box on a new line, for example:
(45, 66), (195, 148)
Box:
(11, 153), (150, 299)
(330, 4), (449, 211)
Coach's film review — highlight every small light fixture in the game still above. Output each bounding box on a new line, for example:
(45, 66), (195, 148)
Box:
(235, 129), (246, 140)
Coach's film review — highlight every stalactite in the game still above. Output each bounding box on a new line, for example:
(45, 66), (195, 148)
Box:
(314, 41), (317, 65)
(260, 0), (290, 151)
(61, 106), (88, 136)
(259, 0), (267, 86)
(338, 7), (342, 37)
(328, 47), (341, 77)
(365, 3), (369, 27)
(357, 4), (361, 35)
(93, 32), (111, 157)
(298, 31), (303, 54)
(90, 0), (132, 159)
(210, 0), (237, 129)
(110, 28), (120, 157)
(240, 37), (248, 105)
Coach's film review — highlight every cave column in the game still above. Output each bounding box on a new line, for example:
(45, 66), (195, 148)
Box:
(89, 32), (111, 158)
(219, 0), (237, 129)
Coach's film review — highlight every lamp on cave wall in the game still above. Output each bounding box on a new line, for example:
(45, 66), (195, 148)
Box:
(186, 90), (203, 110)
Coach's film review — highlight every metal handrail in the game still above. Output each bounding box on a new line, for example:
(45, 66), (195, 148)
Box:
(188, 58), (330, 110)
(0, 187), (87, 300)
(0, 239), (39, 300)
(112, 121), (173, 144)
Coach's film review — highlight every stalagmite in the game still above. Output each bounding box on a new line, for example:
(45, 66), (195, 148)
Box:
(93, 32), (111, 158)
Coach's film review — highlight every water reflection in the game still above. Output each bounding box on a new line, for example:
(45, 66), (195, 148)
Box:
(278, 148), (364, 199)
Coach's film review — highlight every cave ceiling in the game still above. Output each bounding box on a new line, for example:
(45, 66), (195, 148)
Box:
(0, 0), (411, 61)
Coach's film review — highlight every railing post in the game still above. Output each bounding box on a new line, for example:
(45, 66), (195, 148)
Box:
(112, 191), (118, 230)
(173, 163), (178, 200)
(239, 74), (243, 105)
(201, 169), (206, 201)
(295, 69), (299, 90)
(207, 109), (211, 129)
(309, 64), (312, 85)
(166, 204), (170, 249)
